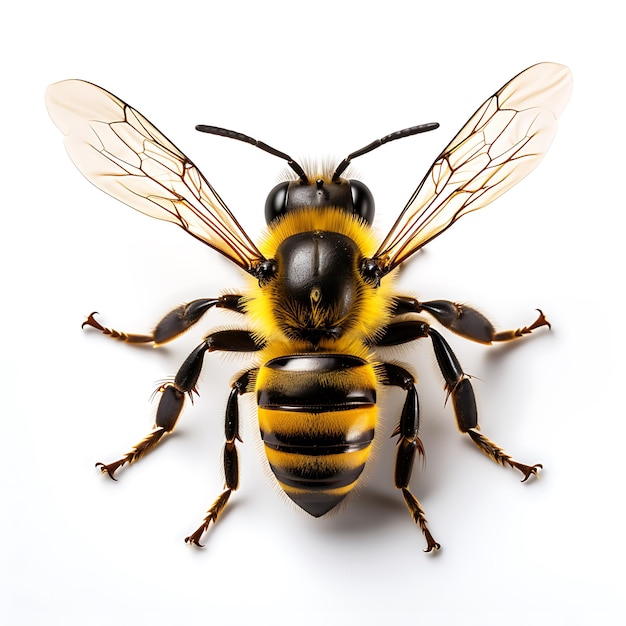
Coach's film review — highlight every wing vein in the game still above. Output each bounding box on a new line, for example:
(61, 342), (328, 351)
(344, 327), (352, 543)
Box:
(45, 80), (265, 273)
(373, 62), (572, 272)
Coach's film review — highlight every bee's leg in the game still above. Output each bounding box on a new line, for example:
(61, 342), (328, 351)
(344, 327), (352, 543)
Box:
(379, 362), (440, 553)
(374, 321), (541, 481)
(96, 329), (263, 479)
(185, 368), (257, 547)
(427, 327), (542, 482)
(391, 296), (550, 344)
(82, 294), (246, 345)
(95, 342), (209, 478)
(374, 320), (430, 347)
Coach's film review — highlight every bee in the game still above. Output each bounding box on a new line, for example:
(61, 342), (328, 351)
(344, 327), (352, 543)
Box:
(45, 62), (571, 551)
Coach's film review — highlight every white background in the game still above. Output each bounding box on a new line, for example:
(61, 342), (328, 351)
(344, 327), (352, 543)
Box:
(2, 1), (623, 624)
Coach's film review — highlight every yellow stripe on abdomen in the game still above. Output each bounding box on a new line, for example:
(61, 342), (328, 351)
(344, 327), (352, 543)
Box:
(256, 353), (377, 517)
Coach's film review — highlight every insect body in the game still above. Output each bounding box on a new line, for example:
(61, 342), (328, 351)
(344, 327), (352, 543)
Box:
(45, 62), (572, 551)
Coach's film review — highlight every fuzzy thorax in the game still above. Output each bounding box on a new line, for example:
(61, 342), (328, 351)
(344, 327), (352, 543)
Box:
(243, 208), (396, 354)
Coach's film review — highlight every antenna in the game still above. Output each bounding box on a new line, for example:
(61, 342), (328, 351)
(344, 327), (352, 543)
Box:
(196, 121), (439, 185)
(195, 125), (309, 184)
(331, 123), (439, 182)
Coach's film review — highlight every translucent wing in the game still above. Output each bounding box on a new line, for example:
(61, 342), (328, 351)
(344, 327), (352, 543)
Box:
(45, 79), (265, 273)
(373, 62), (572, 272)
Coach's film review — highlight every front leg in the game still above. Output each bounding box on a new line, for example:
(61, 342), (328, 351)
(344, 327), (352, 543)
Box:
(392, 296), (550, 344)
(83, 294), (246, 345)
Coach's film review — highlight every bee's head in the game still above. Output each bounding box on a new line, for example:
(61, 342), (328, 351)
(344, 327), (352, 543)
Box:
(264, 177), (375, 225)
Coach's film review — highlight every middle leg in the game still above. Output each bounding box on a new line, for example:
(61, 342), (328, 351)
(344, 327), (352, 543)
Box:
(427, 326), (542, 481)
(374, 319), (542, 482)
(96, 329), (264, 479)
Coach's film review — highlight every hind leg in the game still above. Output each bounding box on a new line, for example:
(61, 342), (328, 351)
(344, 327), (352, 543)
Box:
(185, 369), (256, 547)
(380, 362), (440, 552)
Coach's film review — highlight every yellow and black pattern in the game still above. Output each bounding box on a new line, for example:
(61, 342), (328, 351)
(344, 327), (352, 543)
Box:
(247, 209), (391, 517)
(46, 65), (570, 549)
(257, 353), (377, 516)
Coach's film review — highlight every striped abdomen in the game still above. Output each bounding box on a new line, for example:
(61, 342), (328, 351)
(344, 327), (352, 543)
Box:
(256, 353), (377, 517)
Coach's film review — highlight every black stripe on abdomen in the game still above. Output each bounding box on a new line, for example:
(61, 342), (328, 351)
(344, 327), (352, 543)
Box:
(262, 428), (375, 456)
(257, 353), (378, 517)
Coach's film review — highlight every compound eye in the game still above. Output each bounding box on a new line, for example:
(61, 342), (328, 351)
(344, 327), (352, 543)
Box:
(350, 180), (375, 224)
(265, 181), (289, 224)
